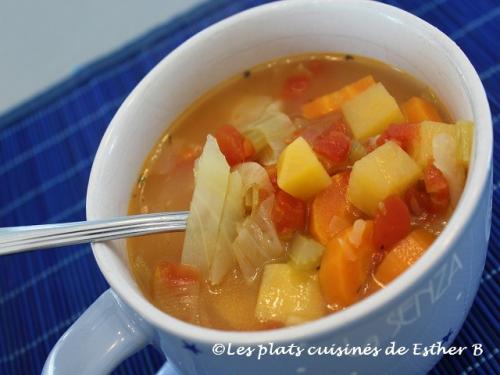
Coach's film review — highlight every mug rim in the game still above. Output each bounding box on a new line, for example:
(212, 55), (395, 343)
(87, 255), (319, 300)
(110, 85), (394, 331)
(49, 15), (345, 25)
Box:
(87, 0), (492, 345)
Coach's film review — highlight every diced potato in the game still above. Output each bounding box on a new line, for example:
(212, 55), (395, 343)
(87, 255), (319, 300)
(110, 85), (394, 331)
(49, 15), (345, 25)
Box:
(341, 83), (404, 141)
(455, 120), (473, 167)
(348, 141), (421, 215)
(255, 263), (326, 325)
(277, 137), (331, 200)
(373, 229), (435, 286)
(319, 220), (375, 308)
(289, 234), (325, 270)
(411, 121), (456, 167)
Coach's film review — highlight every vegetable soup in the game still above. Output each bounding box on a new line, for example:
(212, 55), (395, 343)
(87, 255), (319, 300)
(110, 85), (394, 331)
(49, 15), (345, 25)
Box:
(127, 53), (472, 331)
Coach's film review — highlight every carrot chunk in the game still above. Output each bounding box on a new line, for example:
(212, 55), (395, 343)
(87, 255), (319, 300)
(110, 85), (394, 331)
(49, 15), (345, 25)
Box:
(301, 75), (375, 119)
(401, 97), (442, 123)
(373, 229), (435, 287)
(319, 220), (375, 308)
(310, 172), (360, 245)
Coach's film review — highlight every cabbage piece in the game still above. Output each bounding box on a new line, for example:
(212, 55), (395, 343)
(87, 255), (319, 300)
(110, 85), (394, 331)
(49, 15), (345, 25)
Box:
(209, 171), (245, 284)
(432, 133), (466, 208)
(230, 96), (274, 128)
(182, 135), (230, 274)
(242, 110), (295, 165)
(251, 197), (283, 258)
(234, 162), (273, 213)
(234, 99), (294, 165)
(152, 262), (201, 324)
(232, 196), (284, 282)
(233, 220), (268, 281)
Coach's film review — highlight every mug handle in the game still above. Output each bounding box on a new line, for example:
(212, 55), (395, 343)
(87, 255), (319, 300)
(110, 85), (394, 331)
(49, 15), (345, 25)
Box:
(42, 289), (156, 374)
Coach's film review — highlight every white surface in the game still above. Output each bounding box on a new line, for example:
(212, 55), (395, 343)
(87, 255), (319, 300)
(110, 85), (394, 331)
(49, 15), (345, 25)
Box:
(85, 1), (491, 374)
(43, 290), (154, 375)
(0, 0), (204, 115)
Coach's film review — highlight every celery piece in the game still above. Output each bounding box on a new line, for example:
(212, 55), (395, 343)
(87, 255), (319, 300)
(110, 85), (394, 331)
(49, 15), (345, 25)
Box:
(455, 120), (473, 168)
(349, 140), (367, 163)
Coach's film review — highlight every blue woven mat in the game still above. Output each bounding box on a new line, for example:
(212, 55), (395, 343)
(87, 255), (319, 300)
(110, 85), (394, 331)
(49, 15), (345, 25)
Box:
(0, 0), (498, 373)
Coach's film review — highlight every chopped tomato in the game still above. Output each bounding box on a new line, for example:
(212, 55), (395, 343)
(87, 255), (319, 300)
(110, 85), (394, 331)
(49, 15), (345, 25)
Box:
(155, 261), (199, 287)
(373, 195), (411, 251)
(295, 122), (331, 145)
(282, 74), (311, 99)
(265, 165), (279, 191)
(313, 130), (351, 163)
(376, 123), (419, 153)
(424, 164), (450, 212)
(330, 121), (349, 135)
(424, 164), (448, 193)
(404, 183), (432, 216)
(215, 124), (255, 166)
(404, 165), (450, 216)
(271, 190), (307, 237)
(304, 60), (325, 75)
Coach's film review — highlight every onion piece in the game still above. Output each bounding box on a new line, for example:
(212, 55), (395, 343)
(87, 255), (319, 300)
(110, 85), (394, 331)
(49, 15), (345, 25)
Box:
(234, 162), (274, 213)
(348, 219), (367, 248)
(432, 133), (465, 208)
(232, 196), (284, 282)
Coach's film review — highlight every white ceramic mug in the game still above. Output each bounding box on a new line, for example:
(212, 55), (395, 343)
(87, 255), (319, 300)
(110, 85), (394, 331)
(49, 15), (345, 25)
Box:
(42, 1), (492, 374)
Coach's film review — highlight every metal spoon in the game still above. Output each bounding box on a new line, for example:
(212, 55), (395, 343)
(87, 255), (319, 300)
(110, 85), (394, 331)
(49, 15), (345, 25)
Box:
(0, 211), (188, 256)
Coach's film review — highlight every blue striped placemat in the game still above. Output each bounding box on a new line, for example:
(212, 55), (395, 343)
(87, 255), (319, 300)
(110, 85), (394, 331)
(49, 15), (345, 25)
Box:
(0, 0), (498, 373)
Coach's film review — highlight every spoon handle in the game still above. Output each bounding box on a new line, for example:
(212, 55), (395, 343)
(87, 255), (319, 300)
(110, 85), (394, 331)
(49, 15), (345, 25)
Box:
(0, 211), (188, 255)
